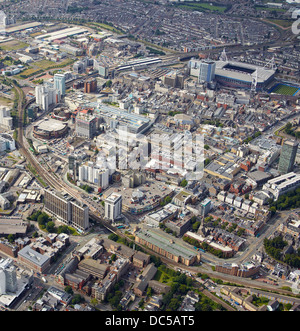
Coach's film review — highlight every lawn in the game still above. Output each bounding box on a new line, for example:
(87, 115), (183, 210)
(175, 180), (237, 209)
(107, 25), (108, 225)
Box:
(174, 2), (228, 13)
(35, 59), (58, 69)
(271, 84), (300, 96)
(0, 40), (29, 51)
(14, 67), (43, 79)
(35, 58), (75, 70)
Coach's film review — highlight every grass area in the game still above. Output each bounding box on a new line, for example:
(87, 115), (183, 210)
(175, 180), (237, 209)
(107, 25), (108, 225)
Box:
(255, 5), (286, 12)
(0, 40), (29, 51)
(35, 58), (76, 70)
(271, 84), (300, 96)
(14, 67), (43, 79)
(35, 59), (58, 69)
(173, 2), (228, 13)
(87, 21), (125, 35)
(266, 19), (294, 28)
(0, 96), (13, 106)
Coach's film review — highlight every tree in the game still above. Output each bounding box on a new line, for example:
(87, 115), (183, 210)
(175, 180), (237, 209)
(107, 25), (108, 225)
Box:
(90, 298), (98, 308)
(180, 179), (188, 187)
(37, 213), (49, 226)
(72, 294), (84, 305)
(64, 286), (73, 295)
(146, 287), (153, 297)
(46, 221), (55, 233)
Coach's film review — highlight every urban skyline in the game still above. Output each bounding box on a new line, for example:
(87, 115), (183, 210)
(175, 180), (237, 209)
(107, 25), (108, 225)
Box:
(0, 0), (299, 316)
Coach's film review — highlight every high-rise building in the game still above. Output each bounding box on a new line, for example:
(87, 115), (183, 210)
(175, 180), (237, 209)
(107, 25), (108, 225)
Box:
(189, 59), (216, 83)
(200, 198), (211, 217)
(35, 85), (61, 111)
(54, 73), (66, 97)
(44, 189), (89, 232)
(0, 258), (17, 295)
(78, 162), (111, 190)
(198, 60), (216, 83)
(278, 139), (299, 174)
(84, 78), (97, 93)
(105, 192), (122, 221)
(75, 113), (98, 139)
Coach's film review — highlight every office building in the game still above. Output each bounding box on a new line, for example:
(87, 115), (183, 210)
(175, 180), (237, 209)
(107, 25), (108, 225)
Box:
(0, 258), (17, 294)
(18, 246), (50, 273)
(0, 133), (15, 151)
(189, 59), (216, 83)
(198, 60), (216, 83)
(0, 11), (15, 27)
(44, 189), (89, 232)
(278, 139), (299, 174)
(105, 192), (122, 221)
(200, 198), (211, 217)
(98, 65), (109, 79)
(75, 113), (98, 139)
(84, 78), (97, 93)
(54, 73), (66, 97)
(263, 172), (300, 200)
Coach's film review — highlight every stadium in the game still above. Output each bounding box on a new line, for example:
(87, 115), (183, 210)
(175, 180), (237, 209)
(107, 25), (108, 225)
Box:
(215, 60), (276, 91)
(33, 119), (69, 140)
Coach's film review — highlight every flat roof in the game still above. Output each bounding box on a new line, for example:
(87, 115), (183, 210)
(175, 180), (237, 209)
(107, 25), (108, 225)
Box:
(95, 103), (150, 128)
(0, 218), (27, 235)
(136, 229), (199, 260)
(36, 119), (67, 132)
(36, 26), (89, 42)
(1, 22), (43, 34)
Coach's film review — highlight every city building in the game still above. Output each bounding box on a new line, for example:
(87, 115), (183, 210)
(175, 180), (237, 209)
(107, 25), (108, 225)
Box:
(84, 79), (97, 94)
(200, 198), (211, 217)
(198, 60), (216, 83)
(35, 85), (61, 111)
(104, 192), (122, 221)
(0, 107), (13, 130)
(0, 11), (15, 27)
(135, 229), (201, 266)
(95, 103), (152, 135)
(54, 74), (66, 97)
(0, 133), (15, 151)
(18, 246), (51, 273)
(263, 172), (300, 200)
(189, 59), (216, 83)
(44, 189), (89, 232)
(78, 162), (112, 190)
(278, 139), (299, 174)
(75, 113), (98, 139)
(0, 258), (17, 294)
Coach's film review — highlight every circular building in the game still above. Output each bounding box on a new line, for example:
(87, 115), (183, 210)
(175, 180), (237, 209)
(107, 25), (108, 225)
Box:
(33, 118), (69, 140)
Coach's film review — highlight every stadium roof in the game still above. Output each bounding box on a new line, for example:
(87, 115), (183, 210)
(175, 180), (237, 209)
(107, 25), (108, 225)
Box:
(215, 60), (276, 83)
